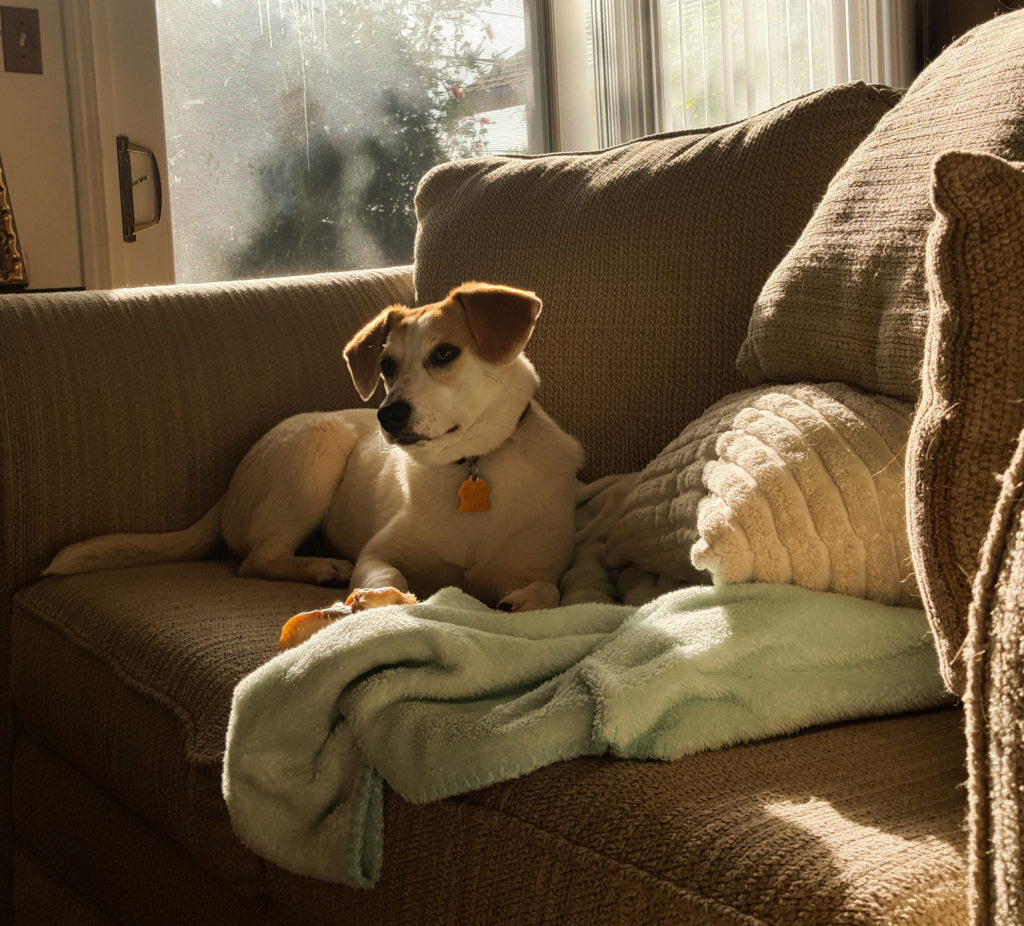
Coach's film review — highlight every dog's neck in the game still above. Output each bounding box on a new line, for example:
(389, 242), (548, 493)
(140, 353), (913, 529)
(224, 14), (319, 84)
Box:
(455, 402), (532, 469)
(453, 402), (533, 513)
(436, 355), (538, 465)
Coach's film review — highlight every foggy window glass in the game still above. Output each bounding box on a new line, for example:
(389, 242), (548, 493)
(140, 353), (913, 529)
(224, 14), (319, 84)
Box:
(157, 1), (542, 283)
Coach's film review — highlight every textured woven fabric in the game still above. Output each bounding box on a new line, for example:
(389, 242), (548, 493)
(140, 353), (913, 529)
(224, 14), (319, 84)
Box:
(16, 847), (122, 926)
(737, 9), (1024, 401)
(11, 564), (345, 884)
(0, 267), (414, 597)
(14, 740), (268, 926)
(0, 267), (413, 903)
(12, 559), (968, 922)
(414, 82), (897, 478)
(605, 383), (918, 606)
(966, 428), (1024, 926)
(906, 152), (1024, 697)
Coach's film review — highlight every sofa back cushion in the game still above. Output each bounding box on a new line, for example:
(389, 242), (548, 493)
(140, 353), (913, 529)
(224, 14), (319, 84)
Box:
(907, 152), (1024, 697)
(736, 9), (1024, 401)
(413, 82), (898, 478)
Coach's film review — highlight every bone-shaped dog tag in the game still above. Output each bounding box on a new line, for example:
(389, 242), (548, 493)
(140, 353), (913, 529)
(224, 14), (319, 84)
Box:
(458, 475), (491, 513)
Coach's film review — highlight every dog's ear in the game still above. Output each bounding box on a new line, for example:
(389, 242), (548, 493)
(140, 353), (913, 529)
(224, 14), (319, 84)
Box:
(344, 307), (401, 401)
(452, 282), (542, 365)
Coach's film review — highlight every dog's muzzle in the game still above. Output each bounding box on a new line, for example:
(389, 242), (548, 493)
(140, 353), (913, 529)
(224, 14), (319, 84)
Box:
(377, 400), (412, 439)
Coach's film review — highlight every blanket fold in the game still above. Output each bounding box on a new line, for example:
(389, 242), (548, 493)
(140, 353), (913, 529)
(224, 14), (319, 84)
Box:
(223, 583), (950, 888)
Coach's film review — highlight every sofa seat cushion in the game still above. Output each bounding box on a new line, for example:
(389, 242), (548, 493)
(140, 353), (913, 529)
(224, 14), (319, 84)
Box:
(11, 563), (330, 890)
(13, 563), (966, 921)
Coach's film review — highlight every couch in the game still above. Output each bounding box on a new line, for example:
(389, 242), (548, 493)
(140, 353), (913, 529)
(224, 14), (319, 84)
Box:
(4, 10), (1024, 924)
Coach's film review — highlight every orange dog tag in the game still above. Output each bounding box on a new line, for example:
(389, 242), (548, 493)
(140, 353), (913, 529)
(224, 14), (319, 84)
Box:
(458, 475), (491, 513)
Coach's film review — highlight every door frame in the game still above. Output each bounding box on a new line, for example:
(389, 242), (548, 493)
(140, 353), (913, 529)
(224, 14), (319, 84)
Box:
(61, 0), (175, 289)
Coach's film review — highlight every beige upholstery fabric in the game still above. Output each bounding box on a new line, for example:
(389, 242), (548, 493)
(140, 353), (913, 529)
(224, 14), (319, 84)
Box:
(966, 427), (1024, 926)
(414, 82), (898, 478)
(12, 561), (967, 922)
(0, 267), (414, 595)
(12, 564), (349, 884)
(14, 740), (268, 926)
(737, 9), (1024, 401)
(605, 383), (918, 606)
(907, 152), (1024, 697)
(0, 268), (413, 902)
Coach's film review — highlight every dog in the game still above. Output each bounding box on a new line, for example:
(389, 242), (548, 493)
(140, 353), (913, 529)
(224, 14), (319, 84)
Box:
(44, 282), (584, 643)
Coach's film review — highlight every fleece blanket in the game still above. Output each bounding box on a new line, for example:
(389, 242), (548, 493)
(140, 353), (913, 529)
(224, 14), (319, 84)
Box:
(223, 582), (950, 888)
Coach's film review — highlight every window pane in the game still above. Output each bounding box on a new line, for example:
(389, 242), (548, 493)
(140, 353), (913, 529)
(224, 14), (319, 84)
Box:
(156, 0), (544, 283)
(654, 0), (913, 133)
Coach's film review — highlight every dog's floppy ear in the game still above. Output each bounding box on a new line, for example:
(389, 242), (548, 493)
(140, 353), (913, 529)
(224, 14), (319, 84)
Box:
(452, 282), (542, 365)
(344, 307), (401, 401)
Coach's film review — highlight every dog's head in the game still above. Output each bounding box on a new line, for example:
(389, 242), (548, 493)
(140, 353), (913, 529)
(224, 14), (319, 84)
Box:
(344, 282), (543, 464)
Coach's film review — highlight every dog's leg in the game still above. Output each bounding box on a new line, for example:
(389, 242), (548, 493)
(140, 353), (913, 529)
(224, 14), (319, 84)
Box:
(225, 412), (356, 586)
(343, 535), (418, 610)
(497, 580), (561, 612)
(239, 546), (353, 586)
(472, 527), (572, 612)
(346, 585), (417, 611)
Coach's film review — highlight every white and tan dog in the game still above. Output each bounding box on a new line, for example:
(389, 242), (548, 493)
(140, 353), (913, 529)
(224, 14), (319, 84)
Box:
(45, 282), (584, 645)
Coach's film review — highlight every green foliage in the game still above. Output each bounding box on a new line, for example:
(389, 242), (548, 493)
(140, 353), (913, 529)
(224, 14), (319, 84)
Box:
(227, 0), (495, 277)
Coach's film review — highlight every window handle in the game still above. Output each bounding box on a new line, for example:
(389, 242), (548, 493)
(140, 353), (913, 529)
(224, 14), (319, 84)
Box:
(116, 135), (163, 243)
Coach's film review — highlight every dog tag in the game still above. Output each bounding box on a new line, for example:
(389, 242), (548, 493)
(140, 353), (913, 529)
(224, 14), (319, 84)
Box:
(458, 475), (491, 513)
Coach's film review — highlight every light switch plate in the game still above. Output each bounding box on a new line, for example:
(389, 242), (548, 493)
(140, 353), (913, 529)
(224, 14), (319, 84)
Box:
(2, 6), (43, 75)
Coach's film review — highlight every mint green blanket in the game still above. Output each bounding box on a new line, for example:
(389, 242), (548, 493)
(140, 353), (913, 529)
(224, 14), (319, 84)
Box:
(222, 583), (949, 888)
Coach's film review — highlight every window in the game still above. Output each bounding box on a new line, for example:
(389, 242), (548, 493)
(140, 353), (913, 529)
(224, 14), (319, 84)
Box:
(81, 0), (914, 286)
(156, 0), (548, 282)
(582, 0), (915, 147)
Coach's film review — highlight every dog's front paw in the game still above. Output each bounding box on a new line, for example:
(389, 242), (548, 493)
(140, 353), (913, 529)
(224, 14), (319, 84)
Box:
(313, 558), (355, 586)
(497, 580), (560, 612)
(345, 586), (418, 611)
(279, 604), (351, 651)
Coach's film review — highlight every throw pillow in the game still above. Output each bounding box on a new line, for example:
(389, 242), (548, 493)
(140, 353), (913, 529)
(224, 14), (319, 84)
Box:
(736, 9), (1024, 401)
(604, 383), (918, 606)
(906, 151), (1024, 697)
(414, 82), (898, 478)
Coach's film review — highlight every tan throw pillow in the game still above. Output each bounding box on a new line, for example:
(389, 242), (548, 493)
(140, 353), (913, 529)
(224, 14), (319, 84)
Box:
(737, 10), (1024, 402)
(605, 383), (918, 606)
(414, 83), (898, 478)
(906, 151), (1024, 697)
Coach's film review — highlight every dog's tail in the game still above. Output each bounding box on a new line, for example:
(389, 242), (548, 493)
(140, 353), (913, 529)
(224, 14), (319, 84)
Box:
(42, 500), (225, 577)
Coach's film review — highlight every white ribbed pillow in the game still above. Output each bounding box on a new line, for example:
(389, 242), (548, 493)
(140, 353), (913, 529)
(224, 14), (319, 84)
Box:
(604, 383), (920, 606)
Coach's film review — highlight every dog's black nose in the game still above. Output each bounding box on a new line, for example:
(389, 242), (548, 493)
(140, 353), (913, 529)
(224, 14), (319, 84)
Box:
(378, 400), (411, 436)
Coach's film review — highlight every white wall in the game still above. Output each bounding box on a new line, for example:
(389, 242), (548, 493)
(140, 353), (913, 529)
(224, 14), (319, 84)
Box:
(0, 0), (82, 289)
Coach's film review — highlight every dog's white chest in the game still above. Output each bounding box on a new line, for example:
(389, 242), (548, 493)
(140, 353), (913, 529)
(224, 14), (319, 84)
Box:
(411, 459), (523, 553)
(325, 442), (524, 565)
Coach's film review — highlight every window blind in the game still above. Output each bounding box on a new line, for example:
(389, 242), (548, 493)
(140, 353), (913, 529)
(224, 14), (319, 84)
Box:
(589, 0), (915, 145)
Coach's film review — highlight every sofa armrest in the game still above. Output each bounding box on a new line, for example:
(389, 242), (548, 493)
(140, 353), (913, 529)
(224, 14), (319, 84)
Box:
(0, 266), (414, 595)
(965, 423), (1024, 924)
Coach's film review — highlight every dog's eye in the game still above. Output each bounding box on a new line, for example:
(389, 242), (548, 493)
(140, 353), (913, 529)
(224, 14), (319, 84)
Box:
(379, 355), (397, 378)
(429, 344), (461, 367)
